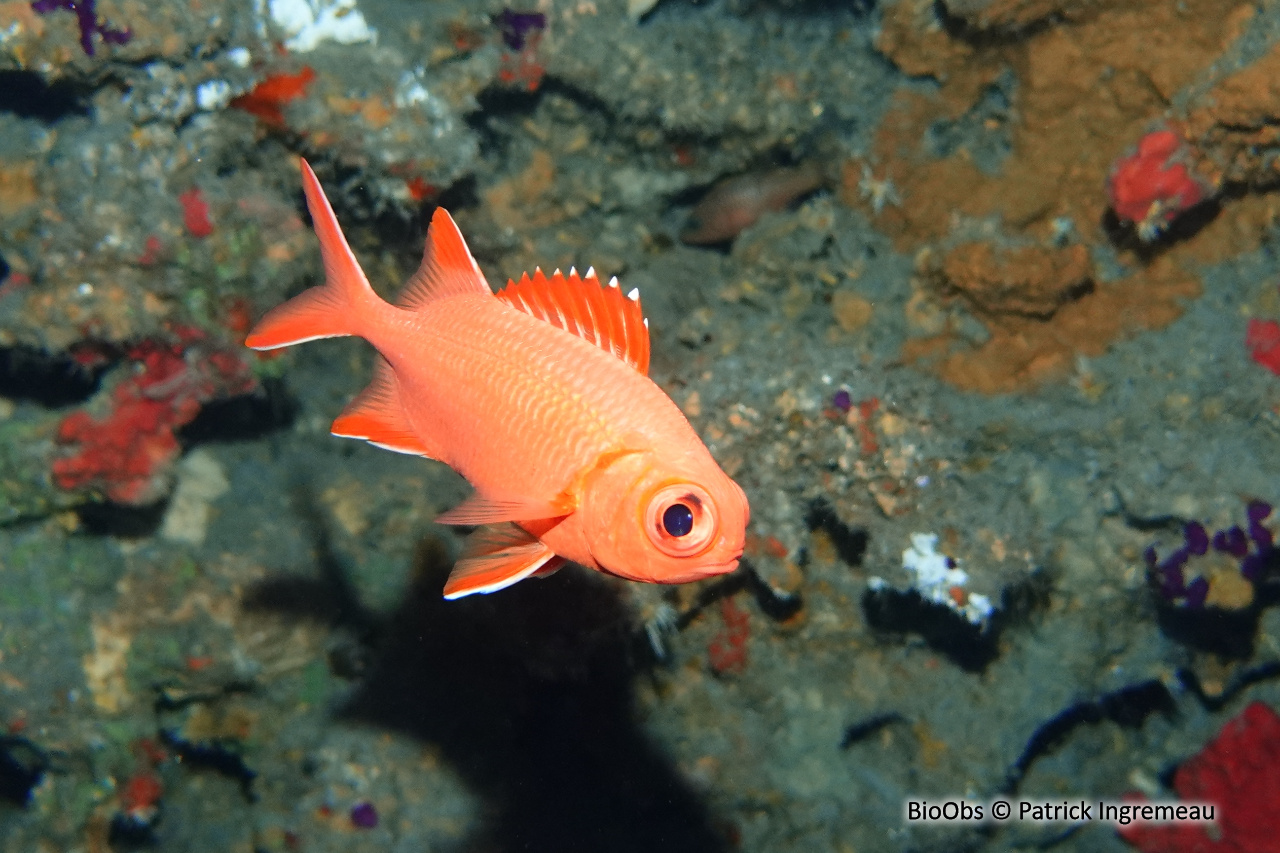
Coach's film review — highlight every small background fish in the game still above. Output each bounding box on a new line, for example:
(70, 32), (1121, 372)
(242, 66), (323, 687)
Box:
(680, 162), (826, 245)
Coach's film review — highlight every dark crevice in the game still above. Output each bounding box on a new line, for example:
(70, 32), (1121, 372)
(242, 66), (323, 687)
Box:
(1150, 567), (1280, 659)
(1101, 198), (1221, 257)
(863, 567), (1051, 673)
(467, 84), (548, 158)
(743, 559), (805, 620)
(178, 378), (297, 445)
(1178, 660), (1280, 711)
(430, 173), (479, 217)
(805, 499), (869, 567)
(157, 728), (258, 802)
(473, 81), (547, 122)
(0, 735), (50, 807)
(1001, 680), (1176, 794)
(465, 75), (615, 164)
(1152, 599), (1266, 660)
(863, 586), (1000, 671)
(0, 70), (91, 121)
(673, 568), (750, 631)
(74, 500), (167, 538)
(839, 711), (906, 749)
(932, 0), (1061, 45)
(0, 345), (105, 406)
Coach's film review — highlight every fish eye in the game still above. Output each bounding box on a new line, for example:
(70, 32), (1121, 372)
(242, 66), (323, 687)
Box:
(645, 484), (718, 557)
(663, 503), (694, 537)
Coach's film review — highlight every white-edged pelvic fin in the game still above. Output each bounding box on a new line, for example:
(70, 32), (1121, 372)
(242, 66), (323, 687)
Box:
(395, 208), (492, 311)
(443, 523), (557, 599)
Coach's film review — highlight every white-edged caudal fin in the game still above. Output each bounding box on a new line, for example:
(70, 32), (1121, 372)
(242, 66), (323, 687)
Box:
(395, 208), (492, 310)
(246, 159), (378, 350)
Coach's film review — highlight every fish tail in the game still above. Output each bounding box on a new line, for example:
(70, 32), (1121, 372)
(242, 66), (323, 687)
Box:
(245, 159), (379, 350)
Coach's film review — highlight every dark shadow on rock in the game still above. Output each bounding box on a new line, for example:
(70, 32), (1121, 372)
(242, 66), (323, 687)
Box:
(74, 499), (167, 538)
(240, 482), (381, 639)
(338, 537), (731, 853)
(180, 378), (297, 445)
(1152, 600), (1262, 660)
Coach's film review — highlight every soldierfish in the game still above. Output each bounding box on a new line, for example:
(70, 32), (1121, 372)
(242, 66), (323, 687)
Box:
(247, 160), (750, 599)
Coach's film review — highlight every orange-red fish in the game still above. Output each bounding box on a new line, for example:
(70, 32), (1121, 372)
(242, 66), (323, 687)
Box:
(246, 160), (750, 599)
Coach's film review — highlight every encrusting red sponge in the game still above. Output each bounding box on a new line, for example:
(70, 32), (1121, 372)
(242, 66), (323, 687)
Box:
(1246, 318), (1280, 376)
(51, 328), (256, 504)
(1118, 701), (1280, 853)
(1107, 127), (1212, 241)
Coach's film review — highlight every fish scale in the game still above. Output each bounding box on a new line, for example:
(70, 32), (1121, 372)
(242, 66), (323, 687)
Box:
(387, 300), (631, 491)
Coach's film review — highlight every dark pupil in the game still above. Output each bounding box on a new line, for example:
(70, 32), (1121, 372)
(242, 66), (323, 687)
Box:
(662, 503), (694, 537)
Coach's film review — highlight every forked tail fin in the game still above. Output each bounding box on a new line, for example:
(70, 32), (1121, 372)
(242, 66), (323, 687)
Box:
(245, 158), (378, 350)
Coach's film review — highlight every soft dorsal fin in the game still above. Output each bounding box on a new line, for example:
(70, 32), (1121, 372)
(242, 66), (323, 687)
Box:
(396, 208), (492, 310)
(330, 355), (439, 458)
(496, 267), (650, 374)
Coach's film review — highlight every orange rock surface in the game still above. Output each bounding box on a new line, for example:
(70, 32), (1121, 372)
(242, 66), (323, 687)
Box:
(854, 0), (1261, 392)
(1184, 41), (1280, 188)
(927, 243), (1093, 320)
(903, 255), (1199, 393)
(939, 0), (1116, 31)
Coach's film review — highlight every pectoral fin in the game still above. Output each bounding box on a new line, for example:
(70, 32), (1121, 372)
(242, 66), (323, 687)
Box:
(443, 523), (558, 599)
(435, 491), (574, 525)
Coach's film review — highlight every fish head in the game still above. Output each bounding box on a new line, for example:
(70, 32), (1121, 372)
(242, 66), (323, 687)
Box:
(581, 450), (749, 584)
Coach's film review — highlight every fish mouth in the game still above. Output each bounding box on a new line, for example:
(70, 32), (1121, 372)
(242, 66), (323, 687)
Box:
(702, 554), (742, 576)
(660, 555), (741, 584)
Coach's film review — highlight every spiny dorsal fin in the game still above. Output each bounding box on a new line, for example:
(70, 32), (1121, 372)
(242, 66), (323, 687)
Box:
(330, 355), (439, 457)
(396, 208), (491, 310)
(495, 267), (650, 374)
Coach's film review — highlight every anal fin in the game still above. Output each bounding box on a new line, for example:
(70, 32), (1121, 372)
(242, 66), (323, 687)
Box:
(444, 523), (558, 599)
(331, 355), (439, 458)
